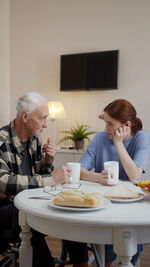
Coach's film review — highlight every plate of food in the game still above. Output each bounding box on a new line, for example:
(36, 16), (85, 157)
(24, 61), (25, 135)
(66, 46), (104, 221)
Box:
(48, 198), (111, 212)
(103, 185), (144, 203)
(48, 189), (111, 211)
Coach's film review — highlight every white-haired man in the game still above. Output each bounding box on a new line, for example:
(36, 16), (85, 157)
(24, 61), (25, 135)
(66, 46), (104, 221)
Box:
(0, 92), (72, 267)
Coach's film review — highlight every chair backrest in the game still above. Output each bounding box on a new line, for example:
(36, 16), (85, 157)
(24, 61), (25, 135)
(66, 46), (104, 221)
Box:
(140, 146), (150, 180)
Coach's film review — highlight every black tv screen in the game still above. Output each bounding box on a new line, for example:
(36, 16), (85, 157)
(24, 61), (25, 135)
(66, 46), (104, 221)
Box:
(60, 50), (119, 91)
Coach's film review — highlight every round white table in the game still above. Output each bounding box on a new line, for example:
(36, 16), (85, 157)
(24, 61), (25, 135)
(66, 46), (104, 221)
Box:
(14, 181), (150, 267)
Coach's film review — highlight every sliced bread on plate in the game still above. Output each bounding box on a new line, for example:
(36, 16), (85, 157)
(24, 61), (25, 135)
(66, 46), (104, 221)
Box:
(104, 185), (142, 199)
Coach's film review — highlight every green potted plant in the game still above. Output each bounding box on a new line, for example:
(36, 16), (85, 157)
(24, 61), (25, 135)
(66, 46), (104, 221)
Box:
(57, 123), (97, 150)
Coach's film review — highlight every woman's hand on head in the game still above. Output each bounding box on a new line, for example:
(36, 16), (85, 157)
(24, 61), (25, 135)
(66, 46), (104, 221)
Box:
(113, 125), (131, 144)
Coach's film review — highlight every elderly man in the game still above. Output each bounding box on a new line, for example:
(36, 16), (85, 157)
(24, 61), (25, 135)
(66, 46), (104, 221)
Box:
(0, 92), (72, 267)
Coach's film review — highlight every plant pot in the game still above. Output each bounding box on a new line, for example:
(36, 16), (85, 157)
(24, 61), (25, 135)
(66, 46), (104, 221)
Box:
(74, 140), (84, 150)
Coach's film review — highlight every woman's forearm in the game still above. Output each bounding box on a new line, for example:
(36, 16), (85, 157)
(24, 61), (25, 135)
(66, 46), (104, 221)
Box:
(115, 142), (142, 182)
(80, 168), (102, 183)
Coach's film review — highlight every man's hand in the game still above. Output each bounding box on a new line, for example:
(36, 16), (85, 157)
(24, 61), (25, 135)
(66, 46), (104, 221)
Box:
(42, 137), (57, 163)
(52, 165), (71, 185)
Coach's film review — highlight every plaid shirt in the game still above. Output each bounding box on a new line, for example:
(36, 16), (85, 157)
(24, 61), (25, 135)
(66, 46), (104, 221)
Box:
(0, 121), (54, 201)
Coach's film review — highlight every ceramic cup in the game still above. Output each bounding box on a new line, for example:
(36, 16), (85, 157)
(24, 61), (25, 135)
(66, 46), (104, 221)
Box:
(67, 162), (81, 184)
(104, 161), (119, 185)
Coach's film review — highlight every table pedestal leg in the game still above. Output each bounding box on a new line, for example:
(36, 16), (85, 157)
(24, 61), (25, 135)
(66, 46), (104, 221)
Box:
(19, 225), (33, 267)
(19, 211), (33, 267)
(113, 228), (137, 267)
(117, 257), (133, 267)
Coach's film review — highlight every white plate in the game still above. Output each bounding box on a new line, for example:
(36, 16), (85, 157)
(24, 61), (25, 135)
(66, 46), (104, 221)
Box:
(105, 195), (144, 203)
(141, 187), (150, 195)
(48, 198), (111, 212)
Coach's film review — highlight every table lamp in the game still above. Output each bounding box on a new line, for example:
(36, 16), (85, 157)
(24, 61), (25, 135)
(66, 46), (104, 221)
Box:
(48, 101), (66, 144)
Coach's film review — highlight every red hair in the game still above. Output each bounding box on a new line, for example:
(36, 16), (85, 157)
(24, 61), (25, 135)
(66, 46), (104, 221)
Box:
(104, 99), (142, 134)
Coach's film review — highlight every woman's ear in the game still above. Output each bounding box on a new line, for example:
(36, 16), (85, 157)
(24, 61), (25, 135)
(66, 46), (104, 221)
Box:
(22, 111), (29, 123)
(125, 121), (131, 127)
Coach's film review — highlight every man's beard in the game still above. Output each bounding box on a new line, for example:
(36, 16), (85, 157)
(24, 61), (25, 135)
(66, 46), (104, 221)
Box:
(34, 128), (43, 137)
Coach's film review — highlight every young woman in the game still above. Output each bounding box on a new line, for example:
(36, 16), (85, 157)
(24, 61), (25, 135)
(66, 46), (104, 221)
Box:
(79, 98), (150, 266)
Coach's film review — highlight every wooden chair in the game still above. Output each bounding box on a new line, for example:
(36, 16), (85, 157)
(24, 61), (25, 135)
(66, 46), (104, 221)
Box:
(0, 229), (19, 267)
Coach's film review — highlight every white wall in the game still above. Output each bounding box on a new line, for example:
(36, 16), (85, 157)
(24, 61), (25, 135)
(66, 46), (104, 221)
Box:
(9, 0), (150, 143)
(0, 0), (10, 125)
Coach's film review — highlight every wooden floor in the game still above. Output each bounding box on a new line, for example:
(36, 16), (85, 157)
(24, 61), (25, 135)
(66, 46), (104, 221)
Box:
(46, 236), (150, 267)
(0, 236), (149, 266)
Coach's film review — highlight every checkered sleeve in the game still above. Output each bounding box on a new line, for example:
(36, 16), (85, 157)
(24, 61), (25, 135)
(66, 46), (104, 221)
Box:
(0, 153), (54, 197)
(0, 122), (57, 199)
(0, 129), (55, 198)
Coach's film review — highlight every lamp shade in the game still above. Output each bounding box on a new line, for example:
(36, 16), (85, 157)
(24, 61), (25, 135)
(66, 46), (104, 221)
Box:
(48, 101), (66, 120)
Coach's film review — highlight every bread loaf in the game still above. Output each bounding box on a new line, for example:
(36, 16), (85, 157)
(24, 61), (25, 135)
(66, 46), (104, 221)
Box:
(104, 185), (142, 199)
(53, 190), (102, 208)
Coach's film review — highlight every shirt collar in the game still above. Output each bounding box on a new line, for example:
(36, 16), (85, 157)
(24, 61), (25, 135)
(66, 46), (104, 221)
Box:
(10, 120), (33, 155)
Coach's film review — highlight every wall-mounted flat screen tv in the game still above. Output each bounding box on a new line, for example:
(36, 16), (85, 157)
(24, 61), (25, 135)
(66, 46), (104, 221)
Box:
(60, 50), (119, 91)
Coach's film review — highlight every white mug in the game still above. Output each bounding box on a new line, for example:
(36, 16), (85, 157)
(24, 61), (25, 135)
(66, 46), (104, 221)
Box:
(104, 161), (119, 185)
(67, 162), (81, 184)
